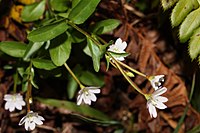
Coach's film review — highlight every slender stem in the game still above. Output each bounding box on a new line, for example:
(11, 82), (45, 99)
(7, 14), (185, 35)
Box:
(13, 72), (18, 93)
(67, 21), (101, 47)
(108, 53), (145, 95)
(64, 63), (84, 89)
(26, 62), (33, 113)
(116, 58), (147, 78)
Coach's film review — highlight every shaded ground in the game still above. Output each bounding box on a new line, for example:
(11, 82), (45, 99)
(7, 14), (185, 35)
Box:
(0, 0), (200, 133)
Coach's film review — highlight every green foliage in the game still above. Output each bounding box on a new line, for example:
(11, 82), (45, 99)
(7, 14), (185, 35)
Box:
(32, 59), (57, 70)
(28, 20), (69, 42)
(69, 0), (101, 24)
(50, 0), (70, 12)
(161, 0), (178, 10)
(91, 19), (121, 35)
(21, 0), (45, 22)
(36, 97), (111, 120)
(0, 41), (27, 58)
(49, 33), (72, 66)
(161, 0), (200, 64)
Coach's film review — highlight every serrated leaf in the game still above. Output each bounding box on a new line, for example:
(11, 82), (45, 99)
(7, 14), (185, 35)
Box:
(28, 20), (69, 42)
(36, 97), (111, 121)
(171, 0), (198, 27)
(91, 19), (121, 35)
(32, 59), (57, 70)
(161, 0), (178, 10)
(21, 0), (45, 22)
(69, 0), (100, 24)
(189, 27), (200, 59)
(50, 0), (70, 12)
(180, 7), (200, 43)
(23, 42), (44, 61)
(0, 41), (27, 58)
(49, 33), (72, 66)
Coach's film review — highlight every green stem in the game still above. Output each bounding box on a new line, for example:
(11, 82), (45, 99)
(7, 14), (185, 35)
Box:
(108, 53), (145, 95)
(13, 72), (18, 93)
(67, 21), (101, 47)
(115, 58), (147, 78)
(64, 63), (84, 89)
(26, 62), (33, 113)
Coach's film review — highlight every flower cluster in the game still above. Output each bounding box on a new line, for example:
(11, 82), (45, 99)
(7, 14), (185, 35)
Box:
(4, 93), (45, 131)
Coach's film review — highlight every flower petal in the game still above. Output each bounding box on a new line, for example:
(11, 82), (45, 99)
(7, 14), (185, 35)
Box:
(29, 121), (36, 130)
(148, 102), (157, 118)
(83, 94), (91, 105)
(155, 96), (168, 103)
(88, 87), (100, 93)
(153, 87), (167, 97)
(155, 101), (167, 109)
(88, 93), (97, 102)
(77, 93), (83, 105)
(33, 117), (43, 125)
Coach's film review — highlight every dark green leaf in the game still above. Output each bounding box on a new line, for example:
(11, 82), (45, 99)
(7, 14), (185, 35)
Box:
(179, 7), (200, 43)
(36, 97), (111, 121)
(21, 0), (45, 22)
(32, 59), (57, 70)
(23, 42), (44, 61)
(50, 0), (70, 12)
(80, 71), (104, 86)
(0, 41), (27, 58)
(72, 0), (81, 8)
(49, 33), (72, 66)
(69, 0), (100, 24)
(28, 20), (69, 42)
(189, 27), (200, 59)
(171, 0), (198, 27)
(91, 19), (120, 35)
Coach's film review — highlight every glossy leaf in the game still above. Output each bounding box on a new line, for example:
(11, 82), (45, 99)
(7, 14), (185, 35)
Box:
(0, 41), (27, 58)
(171, 0), (198, 27)
(50, 0), (70, 12)
(69, 0), (100, 24)
(161, 0), (178, 10)
(23, 42), (44, 61)
(79, 71), (104, 87)
(179, 7), (200, 43)
(49, 33), (72, 66)
(72, 0), (81, 8)
(32, 59), (57, 70)
(21, 0), (45, 22)
(91, 19), (120, 35)
(189, 27), (200, 60)
(36, 97), (111, 121)
(28, 20), (69, 42)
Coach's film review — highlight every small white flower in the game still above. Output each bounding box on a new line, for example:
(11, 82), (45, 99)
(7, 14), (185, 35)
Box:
(4, 93), (26, 112)
(108, 38), (127, 61)
(77, 87), (100, 105)
(19, 111), (45, 131)
(149, 75), (165, 90)
(146, 87), (168, 118)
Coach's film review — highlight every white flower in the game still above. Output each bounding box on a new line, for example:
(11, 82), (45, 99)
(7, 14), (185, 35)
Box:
(19, 111), (45, 131)
(146, 87), (168, 118)
(77, 87), (100, 105)
(108, 38), (127, 61)
(149, 75), (165, 90)
(4, 93), (26, 112)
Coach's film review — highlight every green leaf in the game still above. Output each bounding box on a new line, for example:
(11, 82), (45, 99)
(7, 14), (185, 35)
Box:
(161, 0), (178, 10)
(189, 27), (200, 59)
(109, 51), (130, 59)
(0, 41), (27, 58)
(50, 0), (70, 12)
(171, 0), (198, 27)
(21, 0), (45, 22)
(72, 0), (81, 8)
(187, 125), (200, 133)
(28, 20), (69, 42)
(49, 33), (72, 66)
(36, 97), (111, 121)
(86, 38), (101, 72)
(32, 59), (57, 70)
(69, 0), (101, 24)
(67, 65), (82, 99)
(91, 19), (120, 35)
(80, 71), (104, 87)
(23, 42), (44, 61)
(179, 7), (200, 43)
